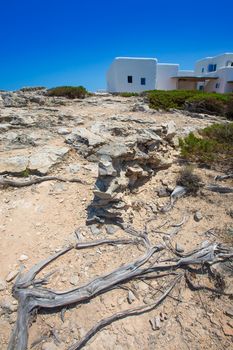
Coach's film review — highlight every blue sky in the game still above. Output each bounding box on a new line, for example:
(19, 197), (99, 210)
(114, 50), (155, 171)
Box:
(0, 0), (232, 91)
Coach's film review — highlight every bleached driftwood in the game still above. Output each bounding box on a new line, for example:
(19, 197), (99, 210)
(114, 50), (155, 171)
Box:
(0, 176), (85, 188)
(7, 228), (233, 350)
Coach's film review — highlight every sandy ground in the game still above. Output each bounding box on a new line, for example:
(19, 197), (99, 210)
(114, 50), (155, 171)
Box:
(0, 95), (233, 350)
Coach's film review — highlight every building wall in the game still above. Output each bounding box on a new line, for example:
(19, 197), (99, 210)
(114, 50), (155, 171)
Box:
(156, 64), (179, 90)
(195, 53), (233, 76)
(177, 80), (197, 90)
(106, 53), (233, 94)
(106, 58), (157, 93)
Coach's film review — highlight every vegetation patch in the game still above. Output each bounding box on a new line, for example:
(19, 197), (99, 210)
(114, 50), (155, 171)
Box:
(47, 86), (88, 99)
(177, 166), (202, 195)
(179, 123), (233, 168)
(116, 92), (140, 97)
(147, 90), (233, 119)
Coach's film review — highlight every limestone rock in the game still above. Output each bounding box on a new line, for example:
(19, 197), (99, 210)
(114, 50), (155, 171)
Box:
(0, 155), (28, 174)
(163, 121), (176, 140)
(28, 146), (69, 174)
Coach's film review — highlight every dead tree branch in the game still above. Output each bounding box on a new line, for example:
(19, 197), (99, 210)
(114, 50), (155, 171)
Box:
(0, 176), (86, 188)
(7, 231), (233, 350)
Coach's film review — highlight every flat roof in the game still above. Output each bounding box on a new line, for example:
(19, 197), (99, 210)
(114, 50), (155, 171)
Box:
(172, 76), (218, 81)
(115, 57), (157, 61)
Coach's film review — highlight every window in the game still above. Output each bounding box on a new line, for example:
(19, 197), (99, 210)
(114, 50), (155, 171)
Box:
(128, 76), (133, 83)
(208, 64), (217, 72)
(226, 61), (233, 67)
(215, 83), (220, 89)
(141, 77), (146, 85)
(199, 85), (204, 91)
(201, 68), (205, 73)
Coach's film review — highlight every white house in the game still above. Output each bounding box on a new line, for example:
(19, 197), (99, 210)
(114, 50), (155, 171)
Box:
(106, 53), (233, 93)
(106, 57), (157, 93)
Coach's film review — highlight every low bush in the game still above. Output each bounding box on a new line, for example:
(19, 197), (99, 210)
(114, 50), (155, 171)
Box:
(47, 86), (87, 99)
(148, 90), (202, 110)
(226, 97), (233, 120)
(185, 97), (225, 115)
(179, 123), (233, 168)
(177, 166), (202, 195)
(147, 90), (233, 119)
(20, 86), (46, 92)
(116, 92), (139, 97)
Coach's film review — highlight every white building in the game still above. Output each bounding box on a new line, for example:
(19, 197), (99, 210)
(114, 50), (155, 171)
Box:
(106, 57), (157, 93)
(106, 53), (233, 93)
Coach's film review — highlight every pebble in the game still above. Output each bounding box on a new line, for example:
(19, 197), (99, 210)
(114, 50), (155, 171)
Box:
(194, 211), (203, 222)
(70, 276), (79, 286)
(157, 187), (169, 198)
(225, 307), (233, 318)
(89, 224), (101, 235)
(0, 297), (17, 314)
(150, 316), (161, 330)
(175, 243), (184, 253)
(127, 290), (136, 304)
(6, 270), (19, 282)
(105, 225), (118, 235)
(19, 254), (29, 262)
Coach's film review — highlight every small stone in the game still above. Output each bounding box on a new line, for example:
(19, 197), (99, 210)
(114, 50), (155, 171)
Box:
(225, 307), (233, 318)
(19, 254), (29, 262)
(0, 278), (6, 291)
(6, 270), (19, 282)
(175, 243), (184, 253)
(0, 297), (17, 314)
(194, 211), (203, 222)
(127, 290), (136, 304)
(57, 127), (70, 135)
(89, 224), (101, 235)
(105, 225), (118, 235)
(70, 276), (79, 286)
(157, 187), (169, 198)
(149, 316), (161, 330)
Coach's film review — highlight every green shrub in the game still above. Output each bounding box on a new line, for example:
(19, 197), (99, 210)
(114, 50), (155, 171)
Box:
(148, 90), (205, 110)
(177, 166), (202, 195)
(115, 92), (139, 97)
(185, 97), (225, 115)
(226, 97), (233, 120)
(47, 86), (87, 99)
(179, 123), (233, 167)
(147, 90), (233, 119)
(20, 86), (46, 92)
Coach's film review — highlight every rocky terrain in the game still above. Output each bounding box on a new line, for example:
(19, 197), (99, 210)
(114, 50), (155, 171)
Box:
(0, 89), (233, 350)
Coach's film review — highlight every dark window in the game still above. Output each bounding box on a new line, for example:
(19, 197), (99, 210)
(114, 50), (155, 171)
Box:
(208, 64), (217, 72)
(128, 76), (133, 83)
(202, 68), (204, 73)
(141, 77), (146, 85)
(216, 83), (220, 89)
(199, 85), (204, 91)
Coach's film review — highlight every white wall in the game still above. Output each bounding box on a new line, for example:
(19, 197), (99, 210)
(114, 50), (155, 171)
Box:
(156, 64), (179, 90)
(106, 57), (157, 93)
(195, 53), (233, 75)
(106, 53), (233, 94)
